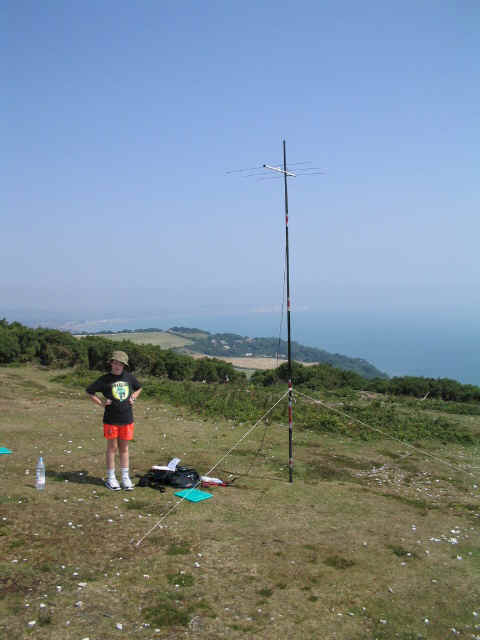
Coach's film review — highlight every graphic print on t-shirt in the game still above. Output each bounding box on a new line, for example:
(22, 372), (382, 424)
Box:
(112, 381), (129, 401)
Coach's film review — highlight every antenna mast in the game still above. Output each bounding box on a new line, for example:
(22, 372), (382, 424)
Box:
(263, 139), (295, 483)
(229, 143), (323, 482)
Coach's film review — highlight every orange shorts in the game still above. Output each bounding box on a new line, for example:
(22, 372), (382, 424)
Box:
(103, 423), (135, 440)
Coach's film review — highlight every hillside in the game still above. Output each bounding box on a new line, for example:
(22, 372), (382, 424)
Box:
(168, 328), (387, 379)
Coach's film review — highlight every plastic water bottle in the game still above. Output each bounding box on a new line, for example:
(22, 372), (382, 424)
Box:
(36, 456), (45, 490)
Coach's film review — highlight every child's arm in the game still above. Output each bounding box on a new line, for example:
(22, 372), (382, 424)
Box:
(129, 388), (143, 405)
(87, 393), (111, 407)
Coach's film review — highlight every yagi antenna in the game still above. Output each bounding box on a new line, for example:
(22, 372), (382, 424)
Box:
(227, 160), (325, 180)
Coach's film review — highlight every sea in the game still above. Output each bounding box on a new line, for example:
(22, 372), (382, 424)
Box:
(55, 309), (480, 386)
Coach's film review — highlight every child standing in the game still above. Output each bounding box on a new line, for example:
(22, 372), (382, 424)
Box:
(86, 350), (142, 490)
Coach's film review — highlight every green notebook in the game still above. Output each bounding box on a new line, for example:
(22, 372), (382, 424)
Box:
(174, 488), (213, 503)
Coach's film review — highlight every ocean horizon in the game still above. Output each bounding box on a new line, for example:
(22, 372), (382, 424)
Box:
(181, 311), (480, 386)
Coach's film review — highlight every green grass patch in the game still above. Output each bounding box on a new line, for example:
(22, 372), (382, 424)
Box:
(167, 572), (194, 587)
(388, 545), (419, 559)
(0, 495), (30, 504)
(166, 541), (191, 555)
(94, 330), (192, 348)
(381, 493), (434, 513)
(297, 460), (353, 483)
(123, 499), (150, 511)
(143, 593), (191, 627)
(324, 555), (355, 570)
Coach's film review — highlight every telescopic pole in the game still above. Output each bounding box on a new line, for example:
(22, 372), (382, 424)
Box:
(263, 141), (296, 482)
(283, 140), (294, 483)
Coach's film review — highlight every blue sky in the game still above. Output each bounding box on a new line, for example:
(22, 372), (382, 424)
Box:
(2, 2), (479, 354)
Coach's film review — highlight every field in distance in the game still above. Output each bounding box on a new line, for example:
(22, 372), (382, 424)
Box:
(80, 330), (192, 349)
(188, 353), (289, 371)
(214, 356), (288, 370)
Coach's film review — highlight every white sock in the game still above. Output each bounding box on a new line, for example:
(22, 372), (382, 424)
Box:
(107, 469), (116, 479)
(121, 467), (130, 478)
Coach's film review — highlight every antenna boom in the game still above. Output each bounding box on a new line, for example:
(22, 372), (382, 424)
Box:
(262, 164), (296, 177)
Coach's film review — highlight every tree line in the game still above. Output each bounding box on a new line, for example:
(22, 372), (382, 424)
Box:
(252, 361), (480, 403)
(0, 320), (242, 383)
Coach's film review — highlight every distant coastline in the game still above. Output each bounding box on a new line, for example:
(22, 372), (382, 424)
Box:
(75, 326), (388, 380)
(4, 309), (480, 385)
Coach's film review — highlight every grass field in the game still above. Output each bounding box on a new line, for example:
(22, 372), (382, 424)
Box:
(1, 366), (480, 639)
(78, 331), (192, 349)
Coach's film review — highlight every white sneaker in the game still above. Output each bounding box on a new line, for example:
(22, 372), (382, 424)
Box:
(121, 476), (134, 491)
(105, 476), (121, 491)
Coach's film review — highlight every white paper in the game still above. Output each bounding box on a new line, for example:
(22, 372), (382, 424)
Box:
(167, 457), (181, 471)
(200, 476), (223, 484)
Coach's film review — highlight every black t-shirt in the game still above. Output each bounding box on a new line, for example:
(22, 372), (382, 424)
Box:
(86, 371), (141, 425)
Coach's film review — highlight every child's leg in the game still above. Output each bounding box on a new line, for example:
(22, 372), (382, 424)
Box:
(106, 437), (119, 471)
(104, 437), (121, 490)
(118, 439), (129, 469)
(118, 439), (133, 490)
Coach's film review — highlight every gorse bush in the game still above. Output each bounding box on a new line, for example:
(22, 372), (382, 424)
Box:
(252, 361), (366, 390)
(0, 320), (85, 368)
(368, 374), (480, 402)
(338, 399), (475, 444)
(252, 360), (480, 404)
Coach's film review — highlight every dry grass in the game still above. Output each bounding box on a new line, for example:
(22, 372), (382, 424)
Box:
(218, 356), (320, 370)
(1, 366), (480, 639)
(185, 354), (289, 370)
(218, 356), (288, 370)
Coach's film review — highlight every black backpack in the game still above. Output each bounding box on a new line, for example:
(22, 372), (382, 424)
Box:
(137, 466), (200, 490)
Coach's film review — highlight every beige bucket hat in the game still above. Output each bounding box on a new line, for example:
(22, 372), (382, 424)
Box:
(110, 350), (129, 367)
